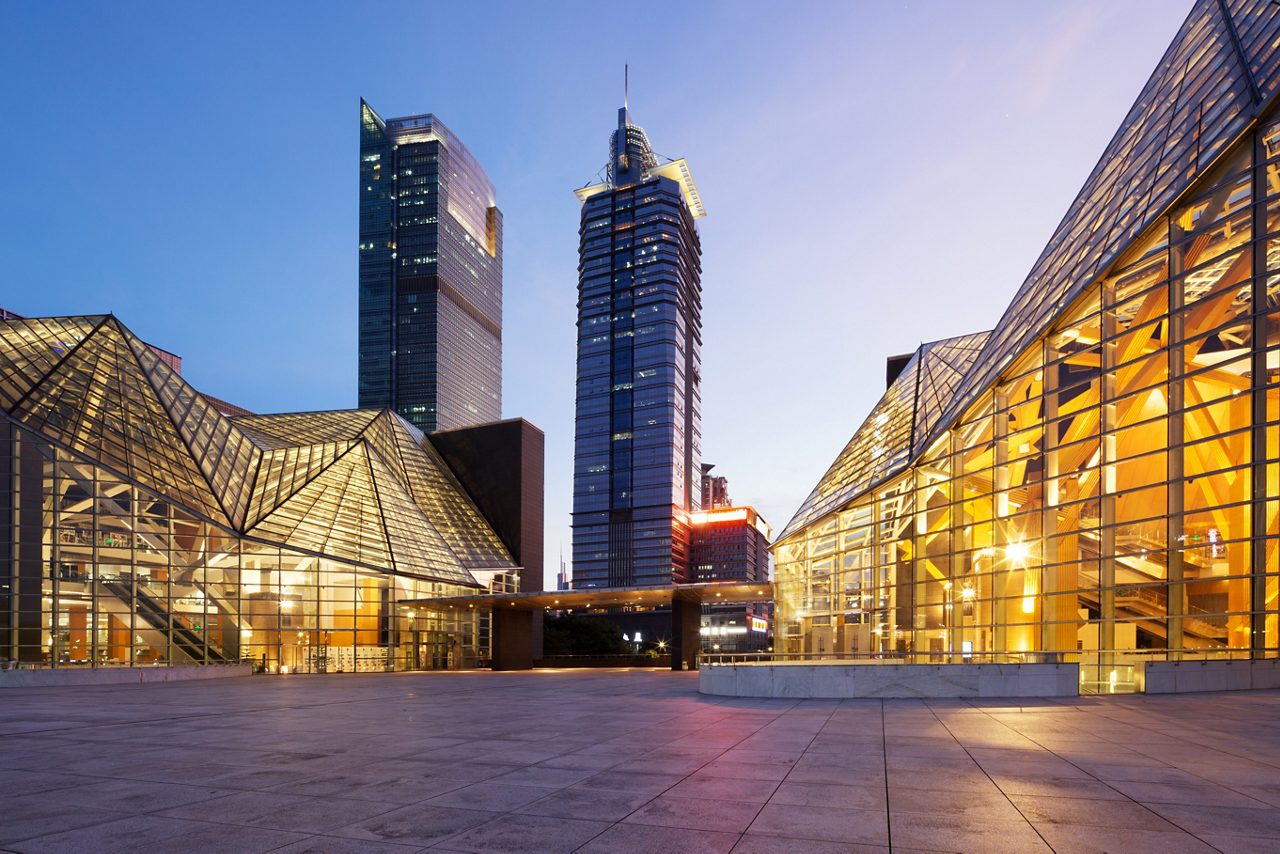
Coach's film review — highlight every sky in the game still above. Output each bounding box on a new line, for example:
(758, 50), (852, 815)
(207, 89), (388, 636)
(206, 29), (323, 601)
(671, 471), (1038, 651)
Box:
(2, 0), (1191, 588)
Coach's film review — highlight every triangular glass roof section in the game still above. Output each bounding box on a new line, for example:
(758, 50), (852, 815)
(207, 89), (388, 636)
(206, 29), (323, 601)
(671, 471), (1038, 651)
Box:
(246, 442), (391, 570)
(778, 331), (989, 543)
(233, 409), (381, 450)
(398, 419), (515, 569)
(365, 445), (483, 586)
(123, 325), (262, 529)
(244, 440), (354, 530)
(0, 316), (108, 413)
(360, 410), (413, 491)
(14, 320), (229, 525)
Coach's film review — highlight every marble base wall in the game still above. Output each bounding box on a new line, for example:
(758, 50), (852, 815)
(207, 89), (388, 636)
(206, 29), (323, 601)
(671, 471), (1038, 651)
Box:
(0, 664), (251, 688)
(699, 662), (1079, 699)
(1142, 659), (1280, 693)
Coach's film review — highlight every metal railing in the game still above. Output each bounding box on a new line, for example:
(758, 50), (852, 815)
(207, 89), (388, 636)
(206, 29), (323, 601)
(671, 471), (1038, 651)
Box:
(699, 650), (1068, 666)
(698, 648), (1264, 667)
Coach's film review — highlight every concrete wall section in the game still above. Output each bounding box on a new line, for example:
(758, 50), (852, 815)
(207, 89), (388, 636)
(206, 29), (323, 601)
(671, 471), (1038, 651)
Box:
(699, 662), (1079, 699)
(429, 418), (545, 593)
(491, 607), (536, 671)
(1142, 659), (1280, 693)
(0, 664), (251, 688)
(671, 595), (701, 671)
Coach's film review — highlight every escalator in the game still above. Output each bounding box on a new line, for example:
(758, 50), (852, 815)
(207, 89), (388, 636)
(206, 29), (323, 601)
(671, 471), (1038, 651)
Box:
(101, 578), (232, 663)
(1113, 584), (1227, 644)
(1071, 533), (1231, 647)
(1076, 585), (1228, 646)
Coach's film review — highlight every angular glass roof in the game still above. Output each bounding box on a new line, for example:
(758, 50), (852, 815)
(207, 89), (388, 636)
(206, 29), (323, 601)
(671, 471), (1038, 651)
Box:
(235, 409), (381, 449)
(0, 315), (513, 587)
(924, 0), (1270, 452)
(781, 0), (1280, 543)
(779, 332), (989, 541)
(244, 440), (353, 529)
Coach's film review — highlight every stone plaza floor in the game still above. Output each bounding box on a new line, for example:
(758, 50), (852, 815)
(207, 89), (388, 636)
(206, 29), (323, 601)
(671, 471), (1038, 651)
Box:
(2, 670), (1280, 853)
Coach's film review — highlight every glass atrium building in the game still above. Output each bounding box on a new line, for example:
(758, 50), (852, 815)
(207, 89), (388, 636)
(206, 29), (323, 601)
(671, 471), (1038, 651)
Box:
(359, 101), (503, 433)
(0, 315), (519, 672)
(571, 105), (707, 588)
(774, 0), (1280, 690)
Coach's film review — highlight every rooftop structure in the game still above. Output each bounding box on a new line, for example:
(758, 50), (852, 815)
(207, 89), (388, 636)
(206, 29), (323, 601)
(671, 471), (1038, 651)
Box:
(573, 94), (706, 218)
(700, 462), (731, 510)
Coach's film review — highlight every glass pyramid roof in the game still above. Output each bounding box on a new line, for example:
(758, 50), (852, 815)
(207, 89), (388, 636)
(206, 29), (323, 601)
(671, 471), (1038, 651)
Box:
(0, 315), (513, 587)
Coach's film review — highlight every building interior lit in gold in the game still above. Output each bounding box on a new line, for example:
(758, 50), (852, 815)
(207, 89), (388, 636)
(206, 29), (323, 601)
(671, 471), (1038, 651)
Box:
(774, 0), (1280, 693)
(0, 316), (519, 673)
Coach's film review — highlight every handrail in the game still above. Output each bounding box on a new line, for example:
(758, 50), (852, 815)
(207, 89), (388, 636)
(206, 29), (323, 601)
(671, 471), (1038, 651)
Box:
(535, 660), (670, 665)
(698, 648), (1265, 666)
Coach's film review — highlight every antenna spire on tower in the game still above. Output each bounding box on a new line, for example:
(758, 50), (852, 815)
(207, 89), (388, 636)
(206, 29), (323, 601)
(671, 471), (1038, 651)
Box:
(624, 64), (629, 111)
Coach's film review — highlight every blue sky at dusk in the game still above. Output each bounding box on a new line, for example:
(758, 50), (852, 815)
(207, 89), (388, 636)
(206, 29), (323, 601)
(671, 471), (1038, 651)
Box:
(2, 1), (1188, 587)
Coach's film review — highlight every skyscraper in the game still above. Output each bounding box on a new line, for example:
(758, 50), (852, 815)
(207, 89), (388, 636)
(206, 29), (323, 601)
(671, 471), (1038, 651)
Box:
(358, 101), (502, 433)
(571, 101), (706, 589)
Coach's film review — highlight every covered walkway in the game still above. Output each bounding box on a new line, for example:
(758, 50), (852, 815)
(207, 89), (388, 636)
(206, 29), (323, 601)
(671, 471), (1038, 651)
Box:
(416, 582), (774, 670)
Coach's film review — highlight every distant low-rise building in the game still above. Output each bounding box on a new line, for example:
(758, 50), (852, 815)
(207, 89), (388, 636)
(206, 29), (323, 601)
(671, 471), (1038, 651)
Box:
(690, 506), (771, 652)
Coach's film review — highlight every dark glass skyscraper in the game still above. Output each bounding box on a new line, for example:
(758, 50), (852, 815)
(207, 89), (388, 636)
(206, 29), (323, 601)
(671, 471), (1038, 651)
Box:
(358, 101), (502, 433)
(571, 104), (705, 589)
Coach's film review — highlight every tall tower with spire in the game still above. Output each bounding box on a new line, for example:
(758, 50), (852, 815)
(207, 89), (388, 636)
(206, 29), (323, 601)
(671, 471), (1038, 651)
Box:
(570, 87), (706, 590)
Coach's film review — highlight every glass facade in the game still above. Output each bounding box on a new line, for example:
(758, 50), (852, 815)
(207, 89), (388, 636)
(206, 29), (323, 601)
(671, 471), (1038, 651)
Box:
(571, 107), (704, 588)
(774, 0), (1280, 692)
(358, 101), (502, 433)
(1, 315), (519, 671)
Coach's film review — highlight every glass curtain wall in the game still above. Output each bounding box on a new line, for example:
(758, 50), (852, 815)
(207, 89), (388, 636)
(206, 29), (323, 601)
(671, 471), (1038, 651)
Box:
(775, 115), (1280, 691)
(6, 425), (512, 672)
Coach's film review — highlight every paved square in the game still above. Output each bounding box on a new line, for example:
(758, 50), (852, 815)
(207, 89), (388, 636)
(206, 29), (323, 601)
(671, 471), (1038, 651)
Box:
(2, 670), (1280, 852)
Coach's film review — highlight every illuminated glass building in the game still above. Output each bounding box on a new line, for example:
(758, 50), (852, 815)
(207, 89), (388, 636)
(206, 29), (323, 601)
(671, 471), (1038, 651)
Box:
(774, 0), (1280, 692)
(0, 315), (522, 672)
(571, 103), (706, 588)
(359, 101), (502, 433)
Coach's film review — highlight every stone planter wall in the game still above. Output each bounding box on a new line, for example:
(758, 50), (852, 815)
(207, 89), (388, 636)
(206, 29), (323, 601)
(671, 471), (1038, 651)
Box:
(0, 664), (252, 688)
(1141, 659), (1280, 693)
